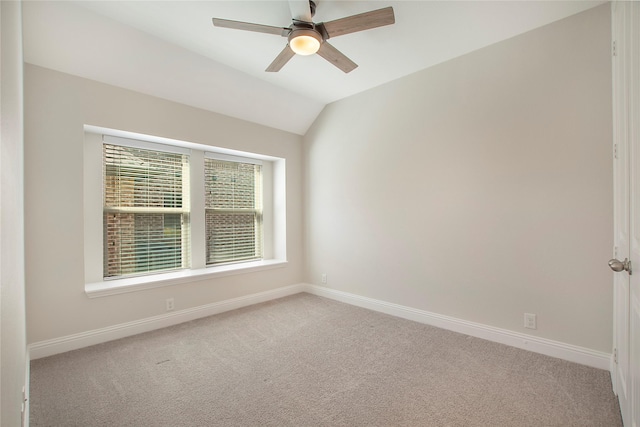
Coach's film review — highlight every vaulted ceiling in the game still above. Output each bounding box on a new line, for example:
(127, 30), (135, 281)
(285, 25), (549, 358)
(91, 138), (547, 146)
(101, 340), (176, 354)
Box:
(22, 1), (605, 135)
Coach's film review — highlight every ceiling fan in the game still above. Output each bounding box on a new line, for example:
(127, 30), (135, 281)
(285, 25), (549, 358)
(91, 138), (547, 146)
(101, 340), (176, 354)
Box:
(212, 0), (395, 73)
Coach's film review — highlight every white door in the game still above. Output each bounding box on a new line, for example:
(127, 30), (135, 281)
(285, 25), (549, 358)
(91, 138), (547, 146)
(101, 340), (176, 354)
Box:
(612, 2), (640, 426)
(612, 2), (630, 422)
(628, 2), (640, 425)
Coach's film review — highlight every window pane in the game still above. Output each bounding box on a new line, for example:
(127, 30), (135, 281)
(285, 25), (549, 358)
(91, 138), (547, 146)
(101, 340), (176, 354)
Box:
(104, 145), (185, 209)
(103, 144), (190, 278)
(104, 213), (188, 277)
(206, 211), (261, 264)
(205, 160), (258, 209)
(205, 158), (262, 265)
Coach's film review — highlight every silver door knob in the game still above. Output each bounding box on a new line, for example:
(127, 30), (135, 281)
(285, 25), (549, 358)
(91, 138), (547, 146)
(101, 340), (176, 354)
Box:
(609, 258), (632, 274)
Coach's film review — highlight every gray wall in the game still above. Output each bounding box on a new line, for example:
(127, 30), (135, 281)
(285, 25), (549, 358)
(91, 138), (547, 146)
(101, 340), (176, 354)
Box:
(24, 64), (304, 343)
(1, 1), (27, 425)
(303, 5), (613, 352)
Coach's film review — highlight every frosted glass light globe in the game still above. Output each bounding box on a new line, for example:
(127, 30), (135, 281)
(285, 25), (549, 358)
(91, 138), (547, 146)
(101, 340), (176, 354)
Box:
(289, 32), (321, 55)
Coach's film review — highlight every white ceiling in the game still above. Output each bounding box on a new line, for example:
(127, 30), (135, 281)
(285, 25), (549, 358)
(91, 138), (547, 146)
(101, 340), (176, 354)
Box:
(22, 1), (605, 135)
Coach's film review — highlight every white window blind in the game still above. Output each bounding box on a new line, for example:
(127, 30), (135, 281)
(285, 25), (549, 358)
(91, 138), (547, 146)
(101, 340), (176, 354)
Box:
(103, 143), (190, 278)
(205, 157), (263, 265)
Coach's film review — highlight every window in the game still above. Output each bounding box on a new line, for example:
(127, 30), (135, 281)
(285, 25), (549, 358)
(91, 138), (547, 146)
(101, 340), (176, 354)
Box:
(103, 143), (190, 278)
(205, 156), (263, 265)
(84, 128), (287, 296)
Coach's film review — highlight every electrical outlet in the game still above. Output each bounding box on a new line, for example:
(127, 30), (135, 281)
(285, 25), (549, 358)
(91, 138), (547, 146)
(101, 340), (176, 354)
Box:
(166, 298), (175, 311)
(321, 273), (327, 284)
(524, 313), (537, 330)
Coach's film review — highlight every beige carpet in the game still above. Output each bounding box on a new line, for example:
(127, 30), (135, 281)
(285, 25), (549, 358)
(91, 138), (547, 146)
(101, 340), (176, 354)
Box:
(30, 293), (622, 426)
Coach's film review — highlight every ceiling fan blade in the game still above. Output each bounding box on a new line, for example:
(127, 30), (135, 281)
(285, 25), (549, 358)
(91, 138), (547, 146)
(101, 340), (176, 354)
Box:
(212, 18), (289, 37)
(316, 42), (358, 73)
(288, 0), (313, 22)
(322, 6), (395, 39)
(266, 45), (296, 72)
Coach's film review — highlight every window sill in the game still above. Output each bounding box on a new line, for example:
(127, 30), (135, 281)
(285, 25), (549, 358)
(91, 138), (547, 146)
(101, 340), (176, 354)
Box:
(85, 259), (288, 298)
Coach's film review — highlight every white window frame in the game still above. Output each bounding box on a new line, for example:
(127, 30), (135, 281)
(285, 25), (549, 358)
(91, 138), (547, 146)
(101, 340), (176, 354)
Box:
(83, 126), (287, 298)
(204, 152), (264, 266)
(102, 136), (192, 278)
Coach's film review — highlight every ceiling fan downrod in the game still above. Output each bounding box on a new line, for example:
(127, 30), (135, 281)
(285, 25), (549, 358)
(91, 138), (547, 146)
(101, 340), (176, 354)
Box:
(309, 0), (317, 18)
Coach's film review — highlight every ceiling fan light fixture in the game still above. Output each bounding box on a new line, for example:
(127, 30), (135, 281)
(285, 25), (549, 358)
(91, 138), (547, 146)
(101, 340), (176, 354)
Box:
(212, 4), (395, 73)
(288, 29), (321, 55)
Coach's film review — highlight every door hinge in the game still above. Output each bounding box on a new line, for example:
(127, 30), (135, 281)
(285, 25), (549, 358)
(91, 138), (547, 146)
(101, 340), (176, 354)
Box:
(614, 144), (619, 160)
(613, 40), (617, 57)
(614, 348), (618, 364)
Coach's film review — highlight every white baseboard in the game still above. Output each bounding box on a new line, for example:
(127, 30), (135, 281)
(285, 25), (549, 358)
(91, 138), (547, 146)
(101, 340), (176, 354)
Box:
(29, 283), (306, 360)
(29, 282), (612, 372)
(302, 284), (612, 371)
